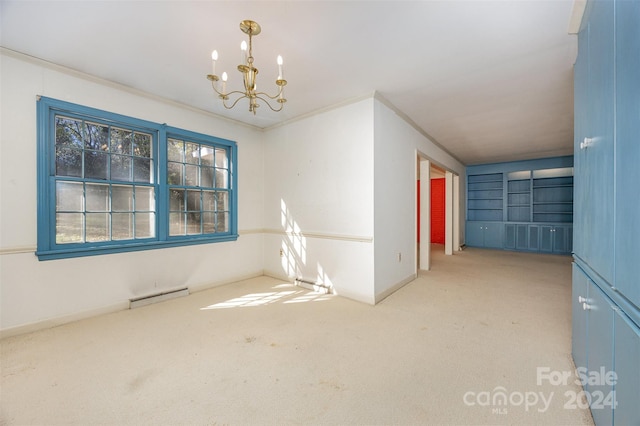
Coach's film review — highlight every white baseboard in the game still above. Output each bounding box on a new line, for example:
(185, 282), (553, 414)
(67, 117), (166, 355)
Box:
(1, 270), (265, 340)
(0, 301), (130, 340)
(375, 273), (417, 304)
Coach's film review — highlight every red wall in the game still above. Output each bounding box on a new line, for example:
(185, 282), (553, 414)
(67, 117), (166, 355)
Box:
(431, 178), (445, 244)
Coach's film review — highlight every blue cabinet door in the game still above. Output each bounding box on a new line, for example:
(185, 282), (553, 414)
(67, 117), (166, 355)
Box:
(586, 282), (615, 426)
(584, 282), (614, 425)
(540, 226), (554, 252)
(552, 226), (569, 254)
(566, 226), (573, 254)
(466, 222), (485, 247)
(613, 309), (640, 425)
(466, 222), (503, 249)
(573, 8), (589, 261)
(583, 0), (615, 283)
(528, 225), (540, 251)
(614, 0), (640, 310)
(483, 222), (504, 249)
(572, 264), (589, 373)
(515, 224), (528, 250)
(504, 224), (516, 249)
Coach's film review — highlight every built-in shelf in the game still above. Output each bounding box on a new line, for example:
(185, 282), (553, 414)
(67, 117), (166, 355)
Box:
(467, 173), (503, 221)
(507, 171), (531, 222)
(532, 171), (573, 223)
(466, 158), (574, 255)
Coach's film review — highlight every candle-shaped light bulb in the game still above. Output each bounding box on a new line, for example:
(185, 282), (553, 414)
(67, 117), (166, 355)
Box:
(222, 71), (228, 93)
(222, 71), (228, 82)
(277, 55), (283, 80)
(241, 41), (247, 64)
(211, 50), (218, 75)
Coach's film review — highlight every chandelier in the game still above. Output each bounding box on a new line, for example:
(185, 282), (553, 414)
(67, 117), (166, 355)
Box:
(207, 20), (287, 114)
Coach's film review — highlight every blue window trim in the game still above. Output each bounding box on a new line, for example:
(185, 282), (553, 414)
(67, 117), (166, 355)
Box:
(36, 96), (238, 260)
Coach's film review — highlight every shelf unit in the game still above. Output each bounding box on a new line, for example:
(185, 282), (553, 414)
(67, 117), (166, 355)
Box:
(532, 172), (573, 223)
(507, 171), (531, 222)
(466, 158), (574, 255)
(467, 173), (503, 221)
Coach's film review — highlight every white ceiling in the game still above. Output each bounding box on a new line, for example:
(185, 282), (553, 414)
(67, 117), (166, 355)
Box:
(0, 0), (578, 165)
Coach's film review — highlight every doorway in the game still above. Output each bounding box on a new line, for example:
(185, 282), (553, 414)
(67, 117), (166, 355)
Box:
(416, 154), (460, 271)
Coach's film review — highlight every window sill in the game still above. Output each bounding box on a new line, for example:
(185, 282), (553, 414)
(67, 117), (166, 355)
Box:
(36, 234), (239, 261)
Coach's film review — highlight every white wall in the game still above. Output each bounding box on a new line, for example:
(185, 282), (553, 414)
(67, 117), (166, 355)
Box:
(373, 97), (465, 301)
(262, 99), (376, 304)
(0, 51), (266, 334)
(0, 53), (468, 334)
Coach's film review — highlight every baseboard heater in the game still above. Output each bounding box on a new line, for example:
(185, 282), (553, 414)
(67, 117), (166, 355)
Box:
(129, 287), (189, 309)
(294, 278), (332, 294)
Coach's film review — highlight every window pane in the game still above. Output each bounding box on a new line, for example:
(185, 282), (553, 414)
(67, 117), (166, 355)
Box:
(187, 213), (201, 235)
(215, 169), (228, 188)
(84, 122), (109, 151)
(185, 164), (199, 186)
(167, 162), (183, 185)
(202, 191), (215, 211)
(133, 158), (152, 183)
(41, 100), (237, 259)
(85, 151), (108, 180)
(169, 212), (185, 235)
(86, 183), (109, 211)
(201, 147), (214, 166)
(111, 154), (132, 181)
(56, 181), (83, 211)
(55, 116), (83, 149)
(135, 212), (155, 238)
(201, 166), (214, 188)
(112, 185), (133, 211)
(216, 212), (229, 232)
(216, 191), (228, 211)
(135, 186), (155, 211)
(56, 213), (83, 244)
(203, 212), (216, 233)
(187, 190), (200, 211)
(169, 189), (185, 211)
(133, 132), (152, 158)
(215, 148), (228, 168)
(110, 127), (132, 154)
(167, 138), (184, 162)
(112, 213), (133, 240)
(86, 213), (109, 242)
(186, 142), (199, 164)
(56, 147), (82, 177)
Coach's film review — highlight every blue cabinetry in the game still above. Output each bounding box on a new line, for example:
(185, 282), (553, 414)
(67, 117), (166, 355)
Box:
(576, 0), (615, 285)
(539, 225), (572, 254)
(466, 222), (503, 249)
(613, 0), (640, 310)
(573, 263), (639, 425)
(466, 157), (573, 254)
(613, 309), (640, 425)
(573, 0), (640, 424)
(584, 282), (615, 426)
(504, 223), (571, 254)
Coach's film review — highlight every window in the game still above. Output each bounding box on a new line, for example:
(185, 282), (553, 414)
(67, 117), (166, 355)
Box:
(37, 97), (238, 260)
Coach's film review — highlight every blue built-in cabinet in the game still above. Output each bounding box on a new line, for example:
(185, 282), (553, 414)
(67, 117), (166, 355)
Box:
(573, 0), (640, 424)
(465, 156), (574, 255)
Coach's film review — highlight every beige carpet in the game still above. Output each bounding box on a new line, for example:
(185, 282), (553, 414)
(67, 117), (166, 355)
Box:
(1, 247), (594, 425)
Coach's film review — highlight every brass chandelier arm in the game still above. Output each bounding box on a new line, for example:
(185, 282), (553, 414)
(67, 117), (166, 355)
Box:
(254, 87), (284, 100)
(222, 93), (251, 110)
(254, 94), (285, 112)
